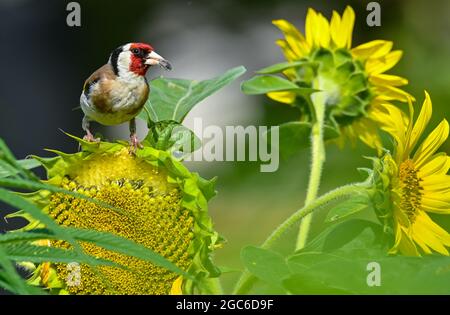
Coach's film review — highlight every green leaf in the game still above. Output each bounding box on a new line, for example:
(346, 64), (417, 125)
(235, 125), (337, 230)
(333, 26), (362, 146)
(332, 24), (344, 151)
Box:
(0, 245), (46, 295)
(240, 246), (290, 288)
(325, 194), (372, 223)
(0, 138), (40, 181)
(63, 227), (187, 277)
(0, 187), (71, 237)
(0, 188), (186, 280)
(283, 223), (450, 294)
(321, 221), (384, 254)
(0, 159), (22, 179)
(284, 251), (450, 294)
(283, 252), (365, 294)
(241, 75), (302, 95)
(145, 120), (201, 154)
(264, 122), (340, 160)
(0, 227), (186, 278)
(256, 61), (309, 74)
(138, 66), (246, 123)
(0, 177), (125, 216)
(3, 242), (118, 267)
(300, 219), (385, 254)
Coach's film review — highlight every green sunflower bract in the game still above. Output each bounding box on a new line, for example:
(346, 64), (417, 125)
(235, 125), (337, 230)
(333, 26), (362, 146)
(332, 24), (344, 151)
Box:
(19, 136), (220, 294)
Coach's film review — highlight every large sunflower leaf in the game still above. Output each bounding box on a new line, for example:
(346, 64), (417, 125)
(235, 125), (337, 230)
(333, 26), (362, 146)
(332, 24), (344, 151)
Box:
(284, 251), (450, 294)
(138, 66), (246, 123)
(240, 246), (290, 292)
(241, 221), (450, 294)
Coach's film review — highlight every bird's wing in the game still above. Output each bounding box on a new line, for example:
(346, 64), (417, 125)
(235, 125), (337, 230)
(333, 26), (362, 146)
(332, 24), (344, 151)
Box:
(82, 63), (116, 96)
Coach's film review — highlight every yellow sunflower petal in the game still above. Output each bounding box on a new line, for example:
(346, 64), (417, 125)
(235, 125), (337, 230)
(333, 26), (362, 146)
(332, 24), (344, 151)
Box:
(272, 19), (310, 58)
(275, 39), (298, 62)
(352, 40), (393, 60)
(305, 8), (319, 47)
(316, 13), (330, 48)
(411, 231), (433, 254)
(365, 50), (403, 75)
(408, 91), (433, 154)
(374, 85), (412, 102)
(334, 126), (347, 150)
(341, 6), (355, 49)
(421, 174), (450, 191)
(393, 199), (413, 227)
(342, 124), (358, 147)
(372, 102), (406, 149)
(414, 213), (450, 253)
(413, 119), (449, 168)
(283, 68), (298, 81)
(369, 74), (408, 87)
(267, 91), (297, 104)
(390, 224), (420, 256)
(170, 276), (183, 295)
(368, 98), (386, 114)
(418, 153), (450, 178)
(352, 117), (383, 155)
(413, 222), (449, 255)
(421, 196), (450, 214)
(418, 212), (450, 246)
(369, 42), (394, 60)
(330, 11), (344, 47)
(425, 191), (450, 203)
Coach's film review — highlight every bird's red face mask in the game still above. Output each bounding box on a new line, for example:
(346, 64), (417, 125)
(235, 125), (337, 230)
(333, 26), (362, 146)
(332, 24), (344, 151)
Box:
(129, 43), (172, 76)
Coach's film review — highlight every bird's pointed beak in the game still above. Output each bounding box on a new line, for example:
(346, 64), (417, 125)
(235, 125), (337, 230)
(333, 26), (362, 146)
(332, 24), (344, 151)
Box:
(145, 51), (172, 70)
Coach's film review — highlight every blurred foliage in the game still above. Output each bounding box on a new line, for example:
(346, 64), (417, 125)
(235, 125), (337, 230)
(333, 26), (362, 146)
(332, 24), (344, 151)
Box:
(241, 220), (450, 294)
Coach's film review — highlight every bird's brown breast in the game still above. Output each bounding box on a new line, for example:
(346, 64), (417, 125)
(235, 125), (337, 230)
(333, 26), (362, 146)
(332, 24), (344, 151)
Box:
(84, 63), (149, 114)
(81, 63), (149, 126)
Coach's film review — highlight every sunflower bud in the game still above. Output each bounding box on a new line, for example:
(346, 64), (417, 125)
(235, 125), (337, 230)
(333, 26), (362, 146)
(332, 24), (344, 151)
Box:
(255, 6), (412, 153)
(367, 154), (396, 235)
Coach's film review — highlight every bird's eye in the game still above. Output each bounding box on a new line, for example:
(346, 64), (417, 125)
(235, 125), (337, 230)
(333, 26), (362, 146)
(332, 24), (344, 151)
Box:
(132, 48), (140, 55)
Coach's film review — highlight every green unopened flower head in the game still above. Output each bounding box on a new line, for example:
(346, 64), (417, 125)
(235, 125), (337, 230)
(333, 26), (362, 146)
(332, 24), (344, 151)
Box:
(267, 6), (412, 153)
(22, 137), (220, 294)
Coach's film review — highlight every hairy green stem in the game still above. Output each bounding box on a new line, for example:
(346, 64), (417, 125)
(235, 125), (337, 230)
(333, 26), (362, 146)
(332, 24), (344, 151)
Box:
(232, 183), (367, 295)
(296, 90), (327, 250)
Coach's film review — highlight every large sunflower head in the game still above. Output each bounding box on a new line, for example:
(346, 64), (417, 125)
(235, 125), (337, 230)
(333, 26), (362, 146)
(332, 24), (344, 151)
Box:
(370, 92), (450, 256)
(22, 137), (220, 294)
(268, 6), (412, 153)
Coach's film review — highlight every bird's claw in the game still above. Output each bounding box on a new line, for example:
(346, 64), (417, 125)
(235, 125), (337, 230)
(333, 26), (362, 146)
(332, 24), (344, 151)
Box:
(129, 134), (143, 154)
(83, 133), (101, 143)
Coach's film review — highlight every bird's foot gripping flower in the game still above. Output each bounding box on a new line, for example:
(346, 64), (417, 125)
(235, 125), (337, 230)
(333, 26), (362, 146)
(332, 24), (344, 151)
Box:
(22, 136), (221, 294)
(369, 92), (450, 256)
(244, 6), (412, 153)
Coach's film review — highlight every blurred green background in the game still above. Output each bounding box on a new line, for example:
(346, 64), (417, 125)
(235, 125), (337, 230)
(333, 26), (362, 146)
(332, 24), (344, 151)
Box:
(0, 0), (449, 293)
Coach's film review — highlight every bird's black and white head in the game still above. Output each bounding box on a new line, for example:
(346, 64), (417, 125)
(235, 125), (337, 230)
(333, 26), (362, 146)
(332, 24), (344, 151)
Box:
(109, 43), (172, 79)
